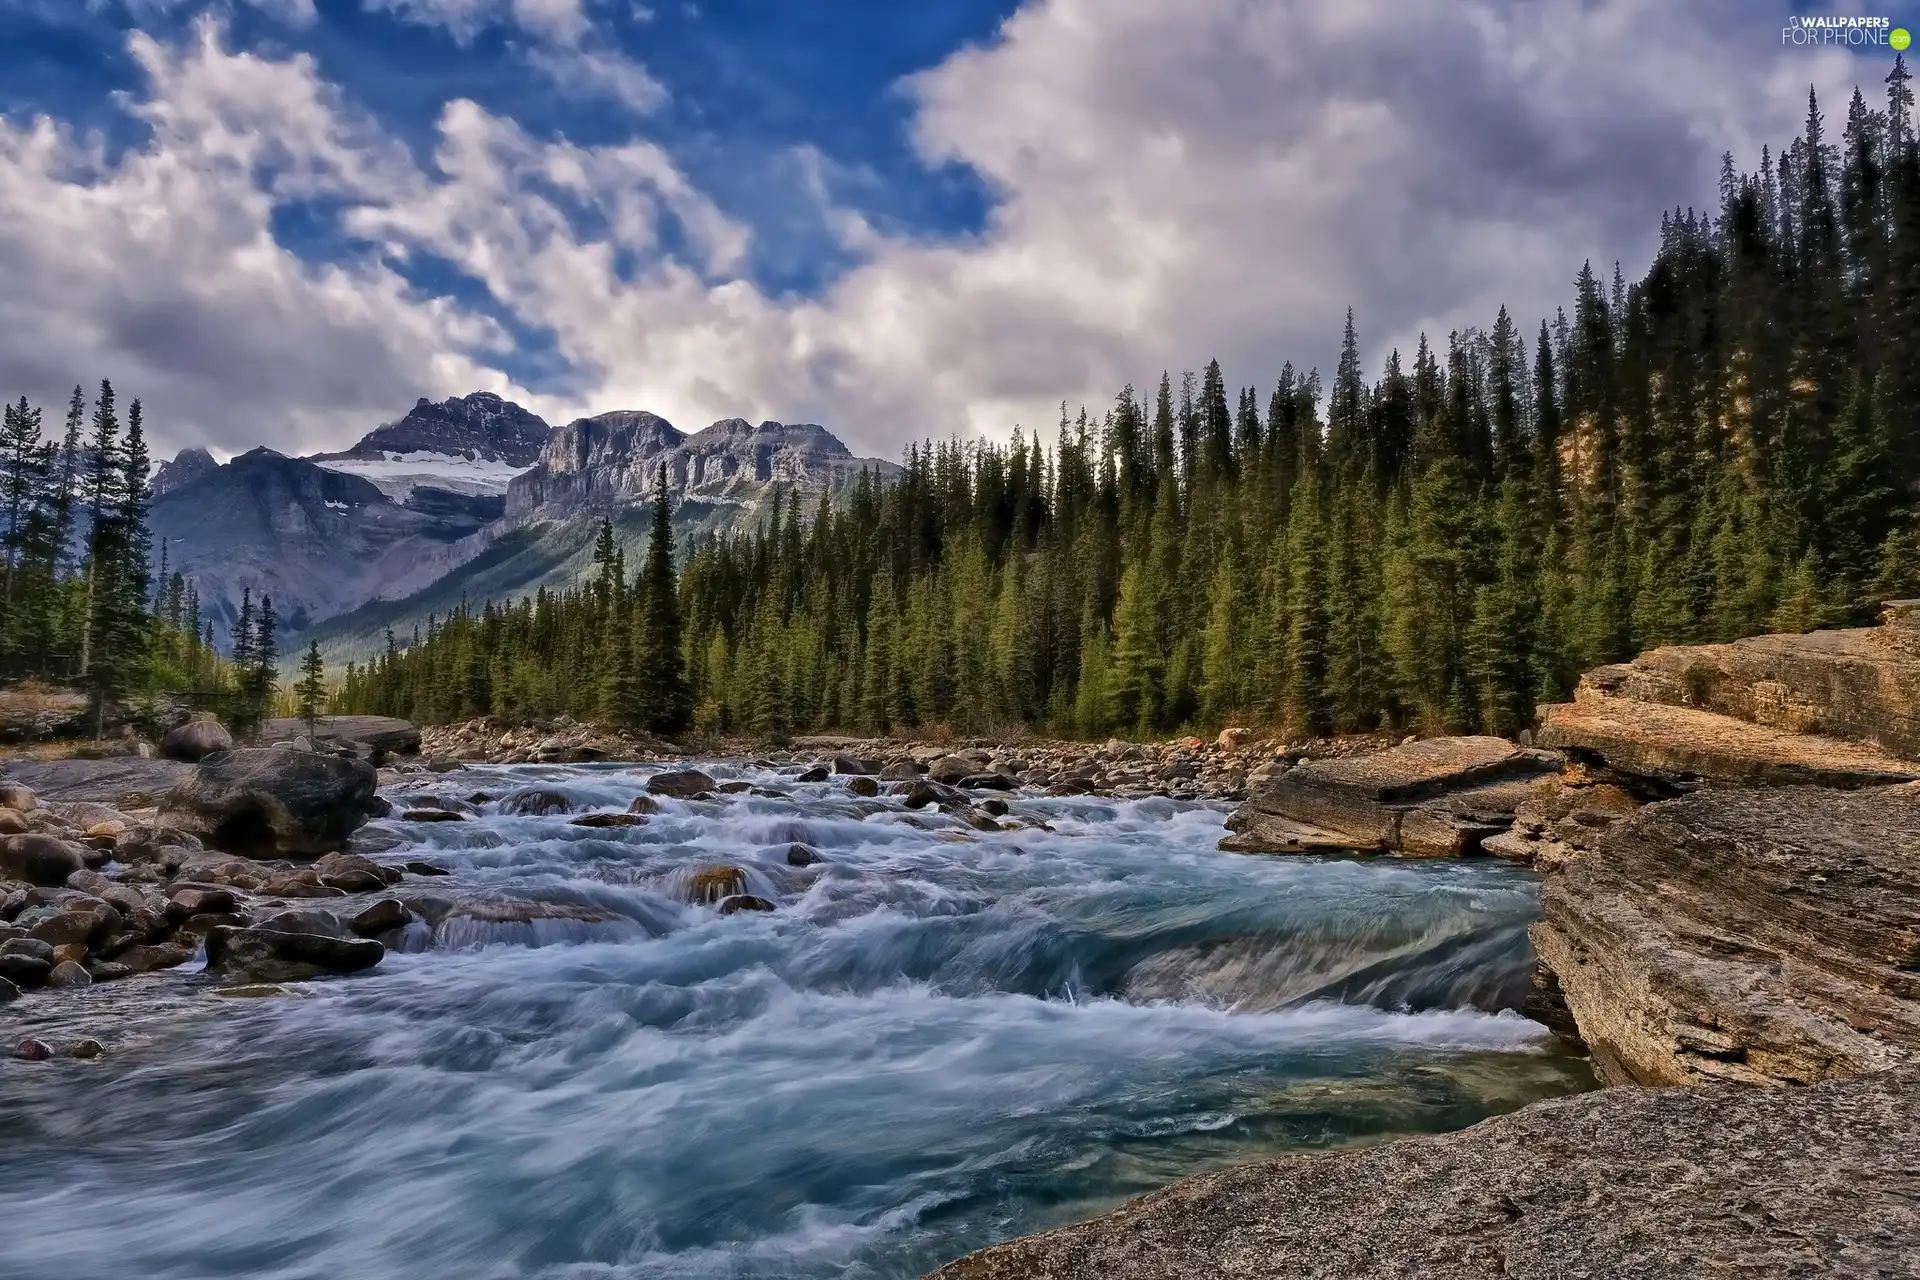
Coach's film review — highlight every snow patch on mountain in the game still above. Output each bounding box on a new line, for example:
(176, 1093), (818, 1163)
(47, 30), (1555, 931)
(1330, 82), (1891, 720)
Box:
(314, 451), (534, 501)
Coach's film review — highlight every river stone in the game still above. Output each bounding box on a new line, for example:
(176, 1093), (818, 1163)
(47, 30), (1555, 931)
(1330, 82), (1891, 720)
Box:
(0, 782), (35, 811)
(717, 894), (775, 916)
(167, 886), (239, 918)
(795, 766), (830, 783)
(927, 756), (974, 785)
(500, 788), (573, 816)
(425, 898), (634, 950)
(205, 909), (384, 983)
(158, 749), (383, 857)
(626, 795), (660, 815)
(686, 865), (747, 903)
(44, 959), (90, 988)
(314, 852), (401, 893)
(832, 754), (879, 776)
(570, 812), (647, 828)
(403, 809), (467, 823)
(14, 1038), (53, 1061)
(350, 898), (411, 936)
(844, 776), (879, 797)
(648, 769), (716, 798)
(934, 1066), (1920, 1280)
(0, 954), (50, 987)
(0, 976), (16, 1002)
(0, 834), (86, 886)
(784, 844), (822, 867)
(160, 717), (233, 762)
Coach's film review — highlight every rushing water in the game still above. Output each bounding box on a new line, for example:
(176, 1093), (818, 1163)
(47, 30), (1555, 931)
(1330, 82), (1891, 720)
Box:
(0, 761), (1591, 1279)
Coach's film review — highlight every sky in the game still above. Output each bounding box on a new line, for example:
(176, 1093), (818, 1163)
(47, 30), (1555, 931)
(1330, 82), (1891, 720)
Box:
(0, 0), (1907, 462)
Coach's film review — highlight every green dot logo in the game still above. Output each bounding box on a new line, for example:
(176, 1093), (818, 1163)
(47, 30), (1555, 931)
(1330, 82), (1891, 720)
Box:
(1895, 28), (1912, 51)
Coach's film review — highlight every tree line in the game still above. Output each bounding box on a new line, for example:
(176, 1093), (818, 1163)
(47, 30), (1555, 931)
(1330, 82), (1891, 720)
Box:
(0, 382), (282, 734)
(340, 72), (1920, 741)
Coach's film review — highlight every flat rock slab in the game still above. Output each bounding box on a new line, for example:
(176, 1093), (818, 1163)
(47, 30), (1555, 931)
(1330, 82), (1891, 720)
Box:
(1539, 693), (1920, 788)
(259, 716), (420, 755)
(1221, 737), (1559, 855)
(1585, 623), (1920, 759)
(0, 758), (193, 806)
(1531, 782), (1920, 1087)
(930, 1067), (1920, 1280)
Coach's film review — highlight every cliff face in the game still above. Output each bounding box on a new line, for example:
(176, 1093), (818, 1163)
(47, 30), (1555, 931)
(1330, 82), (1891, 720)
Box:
(503, 413), (900, 526)
(1531, 783), (1920, 1087)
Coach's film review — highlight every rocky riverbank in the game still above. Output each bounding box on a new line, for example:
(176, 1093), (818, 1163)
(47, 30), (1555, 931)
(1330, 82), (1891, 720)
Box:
(939, 603), (1920, 1278)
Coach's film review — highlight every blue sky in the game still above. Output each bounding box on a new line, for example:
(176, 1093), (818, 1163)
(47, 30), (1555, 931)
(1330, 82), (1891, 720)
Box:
(0, 0), (1906, 460)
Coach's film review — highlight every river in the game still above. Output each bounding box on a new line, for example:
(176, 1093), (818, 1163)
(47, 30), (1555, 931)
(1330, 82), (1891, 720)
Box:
(0, 759), (1592, 1279)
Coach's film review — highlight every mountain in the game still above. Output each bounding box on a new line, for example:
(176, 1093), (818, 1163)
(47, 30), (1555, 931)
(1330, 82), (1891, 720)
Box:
(304, 414), (903, 661)
(309, 391), (553, 502)
(153, 394), (899, 656)
(151, 447), (493, 641)
(152, 446), (218, 497)
(504, 413), (901, 526)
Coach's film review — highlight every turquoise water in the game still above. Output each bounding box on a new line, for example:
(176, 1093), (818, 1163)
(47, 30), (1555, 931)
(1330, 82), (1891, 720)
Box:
(0, 761), (1591, 1279)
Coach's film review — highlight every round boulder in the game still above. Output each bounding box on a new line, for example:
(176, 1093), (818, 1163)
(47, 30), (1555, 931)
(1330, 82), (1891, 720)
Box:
(157, 748), (383, 857)
(499, 788), (573, 816)
(0, 834), (86, 887)
(0, 782), (36, 811)
(161, 717), (234, 763)
(647, 769), (717, 798)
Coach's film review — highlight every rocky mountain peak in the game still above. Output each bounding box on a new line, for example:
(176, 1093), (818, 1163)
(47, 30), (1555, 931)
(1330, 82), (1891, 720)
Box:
(321, 391), (552, 467)
(152, 446), (218, 497)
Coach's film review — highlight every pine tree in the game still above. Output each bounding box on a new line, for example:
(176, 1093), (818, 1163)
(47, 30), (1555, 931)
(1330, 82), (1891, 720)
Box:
(637, 464), (692, 734)
(296, 640), (327, 738)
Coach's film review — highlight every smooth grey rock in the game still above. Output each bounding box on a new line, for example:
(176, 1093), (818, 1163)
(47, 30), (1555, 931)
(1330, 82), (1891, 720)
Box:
(933, 1067), (1920, 1280)
(499, 788), (573, 816)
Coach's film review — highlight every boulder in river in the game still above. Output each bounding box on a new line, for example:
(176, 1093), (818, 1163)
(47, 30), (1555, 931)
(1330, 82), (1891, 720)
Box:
(1220, 736), (1561, 856)
(499, 788), (573, 816)
(717, 894), (775, 916)
(204, 909), (384, 983)
(160, 717), (233, 762)
(647, 769), (716, 798)
(686, 865), (747, 903)
(157, 749), (383, 857)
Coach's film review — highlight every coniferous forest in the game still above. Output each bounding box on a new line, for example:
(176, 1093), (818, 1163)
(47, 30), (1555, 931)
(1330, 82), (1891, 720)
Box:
(338, 75), (1920, 742)
(0, 381), (280, 735)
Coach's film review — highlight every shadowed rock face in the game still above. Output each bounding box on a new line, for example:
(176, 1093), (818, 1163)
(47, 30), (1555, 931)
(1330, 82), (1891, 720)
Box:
(316, 391), (552, 467)
(929, 1066), (1920, 1280)
(1531, 783), (1920, 1087)
(157, 749), (384, 857)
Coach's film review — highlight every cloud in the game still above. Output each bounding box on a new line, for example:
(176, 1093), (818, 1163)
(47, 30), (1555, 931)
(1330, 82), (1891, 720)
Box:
(0, 0), (1883, 466)
(0, 18), (517, 457)
(522, 43), (667, 114)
